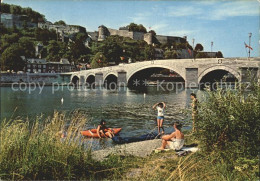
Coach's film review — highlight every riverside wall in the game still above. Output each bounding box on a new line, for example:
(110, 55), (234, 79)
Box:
(0, 73), (71, 86)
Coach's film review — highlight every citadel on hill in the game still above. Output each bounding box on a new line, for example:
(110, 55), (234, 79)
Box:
(89, 25), (187, 45)
(1, 12), (187, 45)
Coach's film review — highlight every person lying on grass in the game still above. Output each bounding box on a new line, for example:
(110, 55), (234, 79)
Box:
(97, 119), (115, 138)
(157, 122), (184, 151)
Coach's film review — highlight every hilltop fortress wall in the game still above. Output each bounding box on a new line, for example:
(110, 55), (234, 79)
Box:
(97, 25), (185, 45)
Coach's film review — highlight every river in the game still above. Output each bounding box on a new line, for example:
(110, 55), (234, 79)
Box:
(1, 85), (202, 149)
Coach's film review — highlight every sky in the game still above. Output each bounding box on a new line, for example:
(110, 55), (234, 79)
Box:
(2, 0), (259, 57)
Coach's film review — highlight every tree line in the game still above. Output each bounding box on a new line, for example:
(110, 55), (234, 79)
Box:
(0, 3), (223, 72)
(1, 3), (46, 23)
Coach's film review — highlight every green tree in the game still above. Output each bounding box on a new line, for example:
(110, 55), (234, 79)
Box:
(70, 33), (89, 60)
(18, 37), (35, 57)
(96, 36), (123, 64)
(128, 23), (147, 33)
(11, 24), (19, 34)
(46, 40), (61, 61)
(22, 20), (28, 30)
(216, 51), (224, 58)
(35, 28), (57, 44)
(1, 44), (25, 71)
(164, 50), (178, 59)
(1, 3), (11, 13)
(148, 30), (156, 36)
(54, 20), (66, 26)
(2, 3), (45, 23)
(195, 52), (210, 58)
(90, 35), (150, 64)
(10, 5), (22, 15)
(46, 40), (70, 61)
(0, 33), (20, 53)
(195, 43), (204, 51)
(90, 52), (108, 68)
(144, 45), (155, 60)
(0, 23), (8, 35)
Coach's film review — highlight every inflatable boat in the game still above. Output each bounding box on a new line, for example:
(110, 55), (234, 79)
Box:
(80, 128), (122, 138)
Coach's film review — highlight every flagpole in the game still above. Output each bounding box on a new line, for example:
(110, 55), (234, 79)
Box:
(245, 46), (249, 59)
(248, 33), (252, 58)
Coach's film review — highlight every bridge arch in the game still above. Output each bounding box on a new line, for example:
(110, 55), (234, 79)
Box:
(198, 65), (240, 83)
(71, 75), (80, 85)
(104, 72), (118, 82)
(104, 73), (118, 89)
(127, 65), (185, 83)
(86, 74), (95, 85)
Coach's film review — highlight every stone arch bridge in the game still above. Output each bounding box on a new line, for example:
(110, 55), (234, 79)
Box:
(64, 58), (260, 88)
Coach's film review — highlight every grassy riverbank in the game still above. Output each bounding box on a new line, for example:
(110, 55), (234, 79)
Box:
(0, 111), (97, 180)
(1, 83), (259, 180)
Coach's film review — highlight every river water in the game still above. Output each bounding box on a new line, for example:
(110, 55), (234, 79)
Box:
(1, 85), (202, 149)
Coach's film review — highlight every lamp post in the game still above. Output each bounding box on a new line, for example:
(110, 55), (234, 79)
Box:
(192, 38), (195, 49)
(248, 33), (252, 58)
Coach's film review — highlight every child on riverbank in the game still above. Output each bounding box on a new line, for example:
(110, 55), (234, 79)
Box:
(153, 102), (166, 134)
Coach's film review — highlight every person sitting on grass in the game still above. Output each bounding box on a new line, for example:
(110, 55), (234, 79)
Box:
(97, 119), (115, 138)
(157, 122), (184, 151)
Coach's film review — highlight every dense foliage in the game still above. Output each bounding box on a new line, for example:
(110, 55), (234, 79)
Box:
(128, 23), (147, 33)
(1, 3), (45, 23)
(90, 52), (108, 68)
(54, 20), (66, 26)
(196, 83), (260, 159)
(90, 35), (154, 65)
(195, 43), (204, 51)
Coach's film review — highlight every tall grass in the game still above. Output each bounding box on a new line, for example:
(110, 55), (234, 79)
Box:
(0, 111), (99, 180)
(196, 83), (260, 158)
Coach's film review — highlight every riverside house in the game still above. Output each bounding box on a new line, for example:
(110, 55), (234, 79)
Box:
(25, 58), (72, 73)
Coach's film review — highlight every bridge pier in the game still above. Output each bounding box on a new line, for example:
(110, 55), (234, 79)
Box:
(240, 67), (259, 83)
(95, 72), (103, 87)
(117, 71), (127, 87)
(185, 68), (198, 88)
(79, 76), (85, 86)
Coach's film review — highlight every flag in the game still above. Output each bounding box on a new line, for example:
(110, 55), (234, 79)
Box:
(244, 42), (253, 50)
(187, 48), (192, 56)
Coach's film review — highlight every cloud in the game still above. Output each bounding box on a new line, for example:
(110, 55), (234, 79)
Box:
(167, 30), (194, 37)
(128, 12), (152, 24)
(150, 23), (169, 32)
(166, 6), (203, 17)
(206, 1), (259, 20)
(165, 1), (259, 20)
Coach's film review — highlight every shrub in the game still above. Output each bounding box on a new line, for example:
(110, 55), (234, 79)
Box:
(195, 83), (260, 159)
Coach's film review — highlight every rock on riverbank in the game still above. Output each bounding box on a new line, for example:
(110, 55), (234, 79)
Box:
(92, 139), (162, 161)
